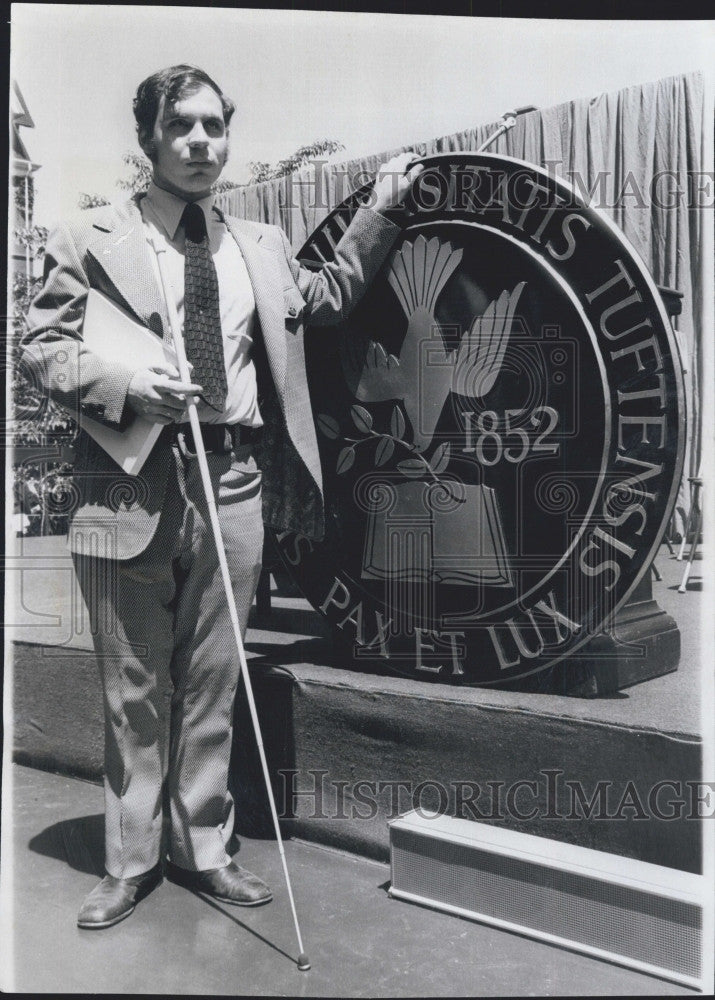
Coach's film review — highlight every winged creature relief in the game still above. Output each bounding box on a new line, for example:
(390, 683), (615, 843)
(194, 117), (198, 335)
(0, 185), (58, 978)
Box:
(341, 234), (526, 452)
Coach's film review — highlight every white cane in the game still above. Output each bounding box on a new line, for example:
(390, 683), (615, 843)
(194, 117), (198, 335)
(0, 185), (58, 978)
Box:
(150, 234), (311, 973)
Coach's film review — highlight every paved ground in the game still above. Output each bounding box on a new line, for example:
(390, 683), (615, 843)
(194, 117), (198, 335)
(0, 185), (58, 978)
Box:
(1, 764), (696, 996)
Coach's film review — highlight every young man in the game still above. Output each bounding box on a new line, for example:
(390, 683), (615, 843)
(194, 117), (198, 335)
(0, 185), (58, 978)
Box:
(22, 64), (420, 928)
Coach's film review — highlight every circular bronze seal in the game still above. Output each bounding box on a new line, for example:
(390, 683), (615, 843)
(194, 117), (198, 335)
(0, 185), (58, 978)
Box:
(273, 153), (685, 686)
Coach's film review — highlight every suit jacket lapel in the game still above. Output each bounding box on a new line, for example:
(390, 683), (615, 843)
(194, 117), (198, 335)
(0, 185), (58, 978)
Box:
(221, 214), (288, 398)
(86, 200), (170, 341)
(86, 202), (289, 398)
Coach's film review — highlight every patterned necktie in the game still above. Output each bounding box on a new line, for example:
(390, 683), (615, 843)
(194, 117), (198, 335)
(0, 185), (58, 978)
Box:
(182, 202), (227, 411)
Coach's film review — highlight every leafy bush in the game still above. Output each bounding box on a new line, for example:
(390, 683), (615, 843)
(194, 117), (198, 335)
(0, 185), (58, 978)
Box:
(13, 461), (75, 536)
(248, 139), (344, 183)
(11, 226), (76, 536)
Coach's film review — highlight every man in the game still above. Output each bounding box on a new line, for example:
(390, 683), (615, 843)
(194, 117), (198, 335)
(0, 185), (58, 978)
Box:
(22, 65), (420, 929)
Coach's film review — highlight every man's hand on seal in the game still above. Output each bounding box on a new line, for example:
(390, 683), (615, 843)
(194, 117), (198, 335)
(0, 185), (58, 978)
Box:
(371, 151), (424, 214)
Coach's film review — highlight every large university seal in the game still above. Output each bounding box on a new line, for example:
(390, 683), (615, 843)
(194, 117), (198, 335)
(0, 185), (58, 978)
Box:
(273, 154), (685, 686)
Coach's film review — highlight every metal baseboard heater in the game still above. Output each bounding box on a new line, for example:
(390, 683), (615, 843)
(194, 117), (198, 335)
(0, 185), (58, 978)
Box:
(388, 810), (703, 989)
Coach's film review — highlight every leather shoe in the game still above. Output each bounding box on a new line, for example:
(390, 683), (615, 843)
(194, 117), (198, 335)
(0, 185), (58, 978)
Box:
(77, 863), (163, 929)
(166, 859), (272, 906)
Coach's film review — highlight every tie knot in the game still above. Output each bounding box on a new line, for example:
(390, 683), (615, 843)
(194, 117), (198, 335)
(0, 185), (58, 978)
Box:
(182, 202), (207, 242)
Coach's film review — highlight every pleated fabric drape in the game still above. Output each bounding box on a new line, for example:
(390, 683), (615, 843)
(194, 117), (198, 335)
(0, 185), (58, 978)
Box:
(218, 72), (708, 534)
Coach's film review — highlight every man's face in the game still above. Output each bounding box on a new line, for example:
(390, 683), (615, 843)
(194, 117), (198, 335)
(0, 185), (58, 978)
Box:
(148, 84), (229, 201)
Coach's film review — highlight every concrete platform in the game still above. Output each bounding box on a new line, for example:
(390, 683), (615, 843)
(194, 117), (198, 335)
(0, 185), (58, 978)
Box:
(0, 764), (696, 996)
(7, 535), (706, 871)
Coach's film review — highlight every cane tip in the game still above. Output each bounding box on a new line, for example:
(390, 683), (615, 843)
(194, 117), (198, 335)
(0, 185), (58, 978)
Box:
(297, 953), (311, 971)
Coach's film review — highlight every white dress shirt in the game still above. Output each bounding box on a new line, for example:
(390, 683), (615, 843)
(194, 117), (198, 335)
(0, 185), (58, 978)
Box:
(140, 182), (262, 427)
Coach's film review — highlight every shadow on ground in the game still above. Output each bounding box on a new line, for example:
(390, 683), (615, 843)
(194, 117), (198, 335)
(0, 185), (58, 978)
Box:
(29, 814), (104, 876)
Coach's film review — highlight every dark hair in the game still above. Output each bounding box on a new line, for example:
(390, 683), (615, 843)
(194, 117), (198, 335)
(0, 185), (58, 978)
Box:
(133, 65), (235, 152)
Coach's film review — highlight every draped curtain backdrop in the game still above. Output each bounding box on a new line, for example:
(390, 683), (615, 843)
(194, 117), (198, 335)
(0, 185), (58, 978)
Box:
(218, 72), (709, 535)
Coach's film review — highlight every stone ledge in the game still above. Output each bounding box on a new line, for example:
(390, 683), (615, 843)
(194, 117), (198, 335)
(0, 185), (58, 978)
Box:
(12, 637), (702, 874)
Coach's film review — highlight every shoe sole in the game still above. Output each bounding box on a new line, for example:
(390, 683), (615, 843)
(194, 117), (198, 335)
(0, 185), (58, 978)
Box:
(171, 879), (273, 906)
(203, 891), (273, 907)
(77, 905), (135, 930)
(166, 867), (272, 906)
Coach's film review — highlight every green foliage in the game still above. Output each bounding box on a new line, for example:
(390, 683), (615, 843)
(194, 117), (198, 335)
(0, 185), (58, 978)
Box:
(14, 224), (48, 258)
(212, 177), (241, 194)
(12, 271), (77, 445)
(248, 139), (344, 183)
(12, 222), (67, 451)
(13, 174), (35, 214)
(77, 192), (111, 209)
(78, 151), (152, 208)
(13, 461), (75, 536)
(11, 221), (76, 535)
(116, 151), (153, 194)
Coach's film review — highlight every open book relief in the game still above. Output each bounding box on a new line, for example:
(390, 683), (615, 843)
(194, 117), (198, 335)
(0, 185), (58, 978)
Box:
(361, 479), (513, 588)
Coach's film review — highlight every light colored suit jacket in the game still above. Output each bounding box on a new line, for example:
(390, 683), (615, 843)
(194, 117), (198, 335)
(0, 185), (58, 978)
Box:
(22, 194), (400, 558)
